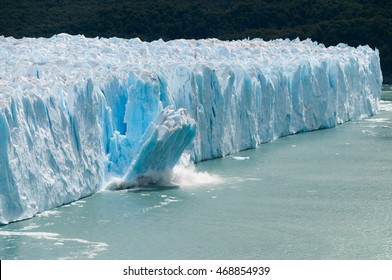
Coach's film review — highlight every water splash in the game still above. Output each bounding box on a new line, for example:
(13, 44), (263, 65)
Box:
(171, 161), (222, 187)
(104, 153), (222, 190)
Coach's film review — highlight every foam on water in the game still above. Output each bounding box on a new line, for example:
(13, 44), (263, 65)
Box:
(0, 230), (108, 259)
(380, 101), (392, 112)
(36, 210), (61, 218)
(19, 224), (40, 231)
(141, 196), (181, 212)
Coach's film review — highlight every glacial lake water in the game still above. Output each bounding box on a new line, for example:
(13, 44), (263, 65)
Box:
(1, 87), (391, 260)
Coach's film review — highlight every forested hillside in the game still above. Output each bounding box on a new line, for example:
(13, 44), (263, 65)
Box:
(1, 0), (391, 82)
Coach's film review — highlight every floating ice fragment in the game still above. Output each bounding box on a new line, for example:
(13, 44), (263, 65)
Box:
(231, 156), (250, 160)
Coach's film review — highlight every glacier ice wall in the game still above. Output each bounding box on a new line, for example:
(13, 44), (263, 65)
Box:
(0, 34), (382, 224)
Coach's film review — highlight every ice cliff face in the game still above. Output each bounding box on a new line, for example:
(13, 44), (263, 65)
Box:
(0, 34), (382, 224)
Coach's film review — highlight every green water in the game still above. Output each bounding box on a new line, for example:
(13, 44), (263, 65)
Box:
(0, 90), (391, 260)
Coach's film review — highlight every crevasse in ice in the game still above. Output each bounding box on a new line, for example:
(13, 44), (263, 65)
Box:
(0, 34), (382, 224)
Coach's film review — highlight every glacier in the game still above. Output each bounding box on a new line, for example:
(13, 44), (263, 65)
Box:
(0, 34), (382, 224)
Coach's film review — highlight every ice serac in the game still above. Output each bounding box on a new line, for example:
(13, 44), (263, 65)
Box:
(0, 35), (382, 224)
(118, 107), (196, 189)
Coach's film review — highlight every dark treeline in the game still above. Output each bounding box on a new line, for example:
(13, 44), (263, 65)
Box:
(0, 0), (391, 82)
